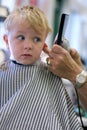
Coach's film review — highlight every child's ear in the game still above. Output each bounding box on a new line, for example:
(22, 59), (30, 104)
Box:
(43, 43), (50, 54)
(3, 34), (9, 48)
(43, 43), (48, 51)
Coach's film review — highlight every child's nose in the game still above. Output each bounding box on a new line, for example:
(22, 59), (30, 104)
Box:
(24, 40), (33, 50)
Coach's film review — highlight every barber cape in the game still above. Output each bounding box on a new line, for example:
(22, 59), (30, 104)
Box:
(0, 60), (83, 130)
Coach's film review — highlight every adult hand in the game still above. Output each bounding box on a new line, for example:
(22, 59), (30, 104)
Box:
(43, 44), (83, 84)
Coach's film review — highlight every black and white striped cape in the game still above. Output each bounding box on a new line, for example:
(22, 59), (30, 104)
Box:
(0, 60), (83, 130)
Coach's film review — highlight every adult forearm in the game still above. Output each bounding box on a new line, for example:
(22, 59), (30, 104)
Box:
(77, 83), (87, 111)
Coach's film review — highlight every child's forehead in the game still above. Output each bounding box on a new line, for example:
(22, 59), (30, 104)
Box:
(10, 20), (45, 35)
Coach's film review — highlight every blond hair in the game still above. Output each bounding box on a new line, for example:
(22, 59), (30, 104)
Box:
(4, 6), (52, 35)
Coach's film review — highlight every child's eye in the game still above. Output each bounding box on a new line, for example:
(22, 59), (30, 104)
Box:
(17, 35), (25, 40)
(33, 37), (41, 43)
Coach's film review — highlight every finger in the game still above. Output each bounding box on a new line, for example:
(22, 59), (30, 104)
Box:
(70, 48), (83, 67)
(46, 57), (52, 66)
(70, 48), (79, 59)
(46, 58), (58, 75)
(52, 44), (67, 54)
(49, 46), (69, 61)
(46, 59), (51, 66)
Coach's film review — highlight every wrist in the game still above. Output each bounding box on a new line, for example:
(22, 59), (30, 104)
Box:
(77, 82), (87, 89)
(70, 68), (83, 85)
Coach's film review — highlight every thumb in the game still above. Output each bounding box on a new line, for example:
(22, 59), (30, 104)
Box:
(70, 48), (83, 68)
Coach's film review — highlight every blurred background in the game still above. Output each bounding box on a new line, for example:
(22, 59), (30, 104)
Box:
(0, 0), (87, 67)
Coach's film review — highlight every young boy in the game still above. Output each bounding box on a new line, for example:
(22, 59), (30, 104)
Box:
(0, 5), (83, 130)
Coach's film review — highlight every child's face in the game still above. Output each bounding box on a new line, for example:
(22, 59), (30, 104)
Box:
(4, 22), (46, 65)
